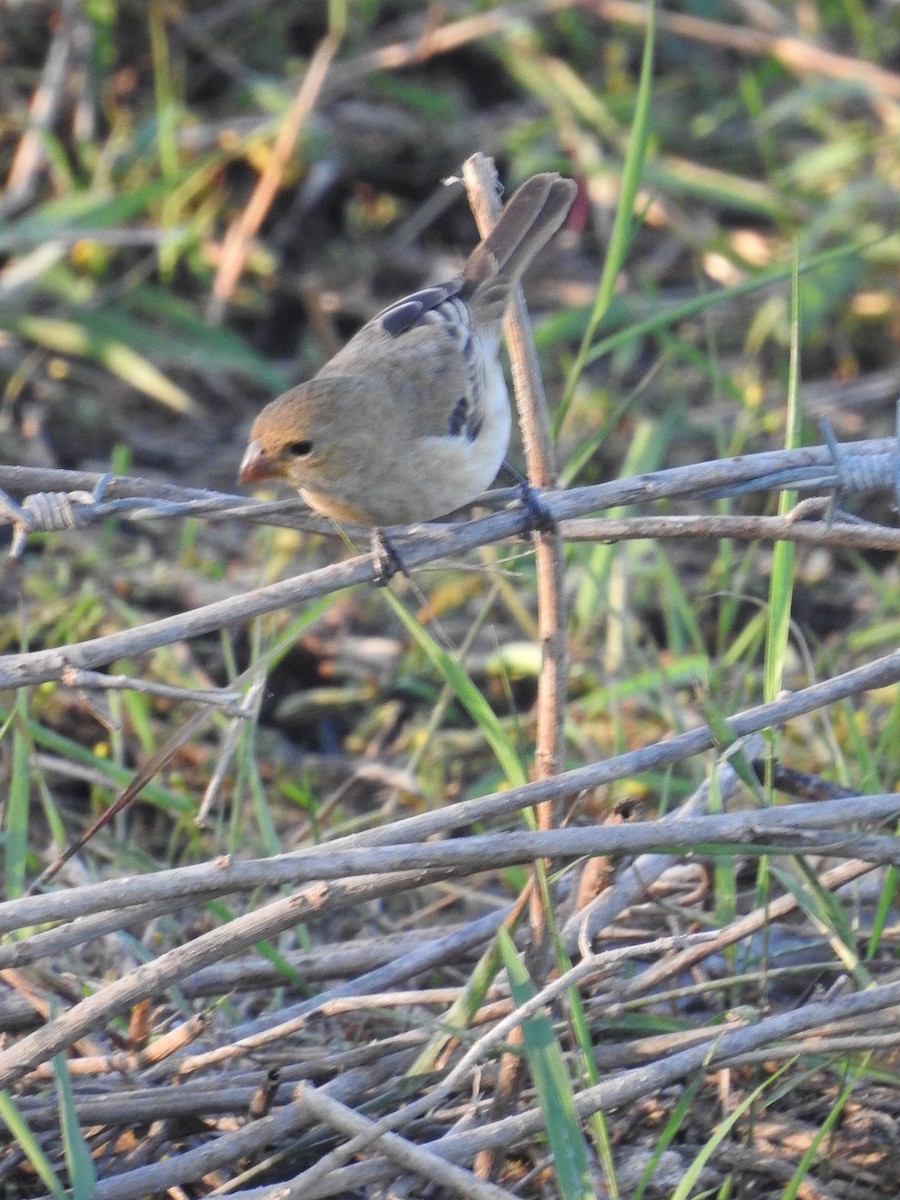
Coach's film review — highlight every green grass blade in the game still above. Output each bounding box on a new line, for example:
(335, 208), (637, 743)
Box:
(578, 655), (711, 717)
(780, 1065), (865, 1200)
(409, 909), (524, 1076)
(120, 288), (292, 390)
(149, 0), (181, 184)
(630, 1073), (703, 1200)
(6, 719), (30, 900)
(555, 950), (619, 1198)
(670, 1063), (792, 1200)
(866, 862), (898, 959)
(770, 859), (871, 988)
(571, 415), (668, 637)
(0, 1091), (67, 1199)
(764, 244), (803, 708)
(559, 0), (656, 428)
(2, 709), (194, 816)
(0, 177), (188, 250)
(582, 236), (880, 369)
(53, 1051), (97, 1198)
(383, 590), (527, 788)
(499, 930), (596, 1200)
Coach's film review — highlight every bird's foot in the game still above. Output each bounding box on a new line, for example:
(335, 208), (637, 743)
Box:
(371, 528), (409, 586)
(517, 481), (556, 535)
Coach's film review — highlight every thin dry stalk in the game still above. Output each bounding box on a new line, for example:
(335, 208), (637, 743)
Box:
(461, 153), (568, 790)
(1, 0), (80, 216)
(208, 34), (341, 320)
(291, 1082), (516, 1200)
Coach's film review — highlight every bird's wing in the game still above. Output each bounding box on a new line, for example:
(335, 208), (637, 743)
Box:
(321, 280), (492, 443)
(386, 292), (492, 443)
(375, 279), (464, 336)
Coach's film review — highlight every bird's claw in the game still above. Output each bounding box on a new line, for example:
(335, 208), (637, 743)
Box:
(518, 482), (556, 535)
(371, 529), (409, 586)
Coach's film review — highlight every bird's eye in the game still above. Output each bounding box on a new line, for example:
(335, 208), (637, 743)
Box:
(288, 439), (313, 457)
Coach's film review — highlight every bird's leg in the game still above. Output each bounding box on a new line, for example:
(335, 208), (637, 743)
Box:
(371, 528), (409, 586)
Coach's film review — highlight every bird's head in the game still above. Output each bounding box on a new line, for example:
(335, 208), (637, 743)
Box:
(238, 377), (366, 493)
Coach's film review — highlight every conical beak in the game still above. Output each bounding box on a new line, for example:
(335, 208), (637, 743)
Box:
(238, 439), (278, 485)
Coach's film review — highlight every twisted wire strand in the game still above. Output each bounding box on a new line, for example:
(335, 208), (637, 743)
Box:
(820, 404), (900, 511)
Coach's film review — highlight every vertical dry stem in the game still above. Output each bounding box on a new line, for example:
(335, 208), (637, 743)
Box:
(461, 154), (569, 809)
(462, 153), (570, 1183)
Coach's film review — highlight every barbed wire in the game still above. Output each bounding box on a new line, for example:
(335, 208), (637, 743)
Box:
(2, 424), (898, 560)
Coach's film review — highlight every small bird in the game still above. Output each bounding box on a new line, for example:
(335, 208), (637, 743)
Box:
(238, 172), (576, 529)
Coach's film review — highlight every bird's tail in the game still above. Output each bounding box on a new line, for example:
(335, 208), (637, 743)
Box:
(463, 172), (576, 322)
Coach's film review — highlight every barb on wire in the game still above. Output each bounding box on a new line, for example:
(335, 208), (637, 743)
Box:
(819, 399), (900, 521)
(698, 403), (900, 511)
(1, 473), (284, 559)
(4, 473), (112, 558)
(0, 469), (353, 554)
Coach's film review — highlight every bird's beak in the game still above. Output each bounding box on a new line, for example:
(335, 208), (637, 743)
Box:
(238, 439), (278, 485)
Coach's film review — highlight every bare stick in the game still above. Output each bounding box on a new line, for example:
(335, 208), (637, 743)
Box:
(561, 511), (900, 551)
(291, 1082), (517, 1200)
(461, 159), (569, 1047)
(462, 154), (568, 794)
(3, 789), (899, 942)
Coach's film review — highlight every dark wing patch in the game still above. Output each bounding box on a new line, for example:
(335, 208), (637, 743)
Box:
(379, 279), (465, 338)
(447, 395), (482, 442)
(447, 398), (467, 436)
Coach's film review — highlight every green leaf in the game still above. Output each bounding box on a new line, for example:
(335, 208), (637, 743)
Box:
(0, 1091), (67, 1199)
(559, 0), (656, 426)
(499, 930), (596, 1200)
(54, 1051), (98, 1199)
(383, 591), (527, 788)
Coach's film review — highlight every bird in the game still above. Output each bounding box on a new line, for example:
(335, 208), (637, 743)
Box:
(238, 172), (576, 536)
